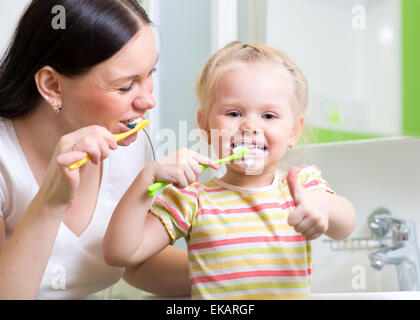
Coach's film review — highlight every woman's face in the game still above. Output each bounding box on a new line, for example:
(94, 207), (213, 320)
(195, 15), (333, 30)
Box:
(60, 24), (158, 146)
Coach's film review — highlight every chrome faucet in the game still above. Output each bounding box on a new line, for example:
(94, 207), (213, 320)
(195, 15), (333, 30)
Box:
(368, 208), (420, 291)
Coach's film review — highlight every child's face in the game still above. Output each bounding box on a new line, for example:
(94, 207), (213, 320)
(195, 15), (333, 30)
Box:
(202, 62), (303, 176)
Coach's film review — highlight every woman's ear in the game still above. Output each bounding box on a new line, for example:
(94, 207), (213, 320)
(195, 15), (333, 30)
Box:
(197, 109), (211, 144)
(288, 115), (305, 148)
(34, 66), (63, 107)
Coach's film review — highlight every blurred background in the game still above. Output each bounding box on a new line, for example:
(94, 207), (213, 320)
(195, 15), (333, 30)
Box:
(1, 1), (417, 147)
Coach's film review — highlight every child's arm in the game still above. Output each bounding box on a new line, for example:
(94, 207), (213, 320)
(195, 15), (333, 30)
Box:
(102, 149), (219, 267)
(286, 166), (356, 241)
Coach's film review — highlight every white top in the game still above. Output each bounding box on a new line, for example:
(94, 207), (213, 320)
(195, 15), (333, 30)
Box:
(0, 117), (154, 299)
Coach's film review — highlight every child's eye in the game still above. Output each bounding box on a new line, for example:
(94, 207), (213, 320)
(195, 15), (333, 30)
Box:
(226, 111), (241, 117)
(262, 113), (277, 120)
(119, 81), (134, 93)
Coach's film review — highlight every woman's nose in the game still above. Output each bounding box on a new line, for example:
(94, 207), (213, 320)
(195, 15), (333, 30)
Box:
(133, 86), (156, 111)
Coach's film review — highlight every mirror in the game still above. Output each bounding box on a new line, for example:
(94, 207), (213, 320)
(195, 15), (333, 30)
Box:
(236, 0), (419, 143)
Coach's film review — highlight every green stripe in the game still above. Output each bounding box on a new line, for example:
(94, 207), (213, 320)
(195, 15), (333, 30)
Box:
(402, 0), (420, 136)
(190, 246), (311, 262)
(192, 280), (310, 296)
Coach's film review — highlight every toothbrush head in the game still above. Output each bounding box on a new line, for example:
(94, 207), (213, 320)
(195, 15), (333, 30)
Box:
(114, 118), (150, 142)
(216, 146), (249, 165)
(232, 146), (249, 159)
(127, 118), (144, 129)
(232, 145), (255, 168)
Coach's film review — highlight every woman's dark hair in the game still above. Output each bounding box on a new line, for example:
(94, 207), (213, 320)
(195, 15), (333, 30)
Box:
(0, 0), (151, 118)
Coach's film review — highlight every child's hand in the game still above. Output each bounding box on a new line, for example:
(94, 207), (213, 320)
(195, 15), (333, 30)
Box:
(146, 148), (220, 189)
(286, 167), (329, 240)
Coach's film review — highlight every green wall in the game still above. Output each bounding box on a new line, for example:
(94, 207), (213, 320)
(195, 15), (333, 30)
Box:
(312, 0), (419, 144)
(402, 0), (420, 137)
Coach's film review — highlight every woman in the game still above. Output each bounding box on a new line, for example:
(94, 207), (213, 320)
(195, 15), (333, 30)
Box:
(0, 0), (194, 299)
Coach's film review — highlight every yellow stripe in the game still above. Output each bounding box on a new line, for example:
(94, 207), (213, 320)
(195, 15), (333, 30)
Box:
(190, 224), (294, 240)
(190, 257), (311, 272)
(162, 188), (196, 224)
(191, 281), (310, 296)
(195, 213), (289, 227)
(217, 293), (310, 300)
(201, 181), (221, 189)
(189, 246), (311, 263)
(202, 190), (290, 205)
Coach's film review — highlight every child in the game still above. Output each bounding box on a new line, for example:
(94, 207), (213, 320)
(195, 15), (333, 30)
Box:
(103, 41), (356, 299)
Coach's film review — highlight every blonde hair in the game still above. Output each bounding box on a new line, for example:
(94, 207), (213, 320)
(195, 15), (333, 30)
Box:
(196, 41), (309, 127)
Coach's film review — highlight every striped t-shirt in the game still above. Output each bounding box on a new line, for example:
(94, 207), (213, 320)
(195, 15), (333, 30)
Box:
(150, 165), (333, 300)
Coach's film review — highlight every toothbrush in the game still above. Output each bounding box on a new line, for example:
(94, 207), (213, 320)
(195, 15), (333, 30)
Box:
(68, 118), (150, 170)
(147, 147), (249, 197)
(233, 145), (255, 168)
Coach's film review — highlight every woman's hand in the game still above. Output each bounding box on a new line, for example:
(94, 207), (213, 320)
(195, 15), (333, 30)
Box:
(145, 148), (220, 189)
(286, 167), (329, 240)
(38, 125), (118, 209)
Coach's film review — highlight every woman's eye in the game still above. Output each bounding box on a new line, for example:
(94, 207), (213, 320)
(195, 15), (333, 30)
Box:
(119, 82), (134, 93)
(149, 67), (158, 76)
(227, 111), (241, 117)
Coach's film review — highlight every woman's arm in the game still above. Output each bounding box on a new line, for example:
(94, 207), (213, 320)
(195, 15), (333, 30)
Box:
(0, 195), (68, 299)
(0, 217), (5, 251)
(0, 125), (118, 299)
(102, 167), (172, 267)
(103, 168), (189, 296)
(103, 149), (219, 266)
(122, 245), (190, 297)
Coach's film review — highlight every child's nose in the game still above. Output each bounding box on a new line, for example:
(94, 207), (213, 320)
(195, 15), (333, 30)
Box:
(240, 116), (260, 134)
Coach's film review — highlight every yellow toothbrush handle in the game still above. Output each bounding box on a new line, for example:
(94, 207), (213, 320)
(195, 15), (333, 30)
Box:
(68, 120), (150, 170)
(114, 119), (150, 142)
(68, 154), (91, 170)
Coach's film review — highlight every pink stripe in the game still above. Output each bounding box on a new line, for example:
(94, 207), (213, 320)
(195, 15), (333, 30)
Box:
(202, 187), (226, 193)
(197, 201), (294, 216)
(191, 269), (312, 284)
(303, 180), (329, 189)
(312, 165), (321, 172)
(156, 197), (189, 232)
(189, 234), (306, 251)
(303, 180), (321, 188)
(178, 188), (198, 199)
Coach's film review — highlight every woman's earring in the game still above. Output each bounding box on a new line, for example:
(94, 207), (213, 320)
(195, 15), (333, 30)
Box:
(52, 102), (62, 114)
(45, 96), (62, 114)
